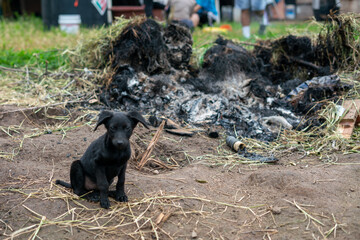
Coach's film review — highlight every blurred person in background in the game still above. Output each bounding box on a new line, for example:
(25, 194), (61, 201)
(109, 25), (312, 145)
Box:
(142, 0), (167, 18)
(196, 0), (218, 26)
(235, 0), (266, 39)
(167, 0), (200, 29)
(259, 0), (281, 35)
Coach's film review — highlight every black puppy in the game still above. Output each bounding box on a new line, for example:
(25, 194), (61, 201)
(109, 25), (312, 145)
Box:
(56, 110), (148, 208)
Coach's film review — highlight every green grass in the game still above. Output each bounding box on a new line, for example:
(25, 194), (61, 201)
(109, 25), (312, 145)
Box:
(0, 49), (68, 70)
(0, 16), (324, 70)
(0, 15), (93, 70)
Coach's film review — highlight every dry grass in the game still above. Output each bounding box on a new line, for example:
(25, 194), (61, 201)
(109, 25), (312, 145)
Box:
(66, 17), (131, 69)
(0, 171), (350, 239)
(0, 105), (98, 161)
(0, 176), (263, 239)
(316, 13), (360, 72)
(0, 65), (101, 107)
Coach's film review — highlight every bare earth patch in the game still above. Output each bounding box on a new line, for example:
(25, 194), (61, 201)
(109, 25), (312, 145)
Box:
(0, 106), (359, 239)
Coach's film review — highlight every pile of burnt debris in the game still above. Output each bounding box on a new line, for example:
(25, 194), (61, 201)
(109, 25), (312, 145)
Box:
(98, 18), (354, 141)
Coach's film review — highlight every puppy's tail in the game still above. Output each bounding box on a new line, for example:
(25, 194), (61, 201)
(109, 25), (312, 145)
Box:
(55, 179), (72, 188)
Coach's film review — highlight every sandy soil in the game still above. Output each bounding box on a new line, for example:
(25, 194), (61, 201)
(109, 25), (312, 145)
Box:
(0, 105), (359, 240)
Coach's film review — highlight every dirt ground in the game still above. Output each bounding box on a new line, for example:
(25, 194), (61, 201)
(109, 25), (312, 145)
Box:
(0, 105), (359, 240)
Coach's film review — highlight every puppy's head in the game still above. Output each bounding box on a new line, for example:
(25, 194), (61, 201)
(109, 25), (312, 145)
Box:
(95, 111), (149, 149)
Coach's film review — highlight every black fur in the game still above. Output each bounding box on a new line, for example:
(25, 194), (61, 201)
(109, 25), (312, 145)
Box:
(56, 111), (148, 209)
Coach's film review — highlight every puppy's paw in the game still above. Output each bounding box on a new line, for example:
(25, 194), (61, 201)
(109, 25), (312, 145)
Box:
(109, 190), (128, 202)
(108, 190), (116, 198)
(87, 191), (100, 202)
(115, 194), (128, 202)
(100, 198), (111, 209)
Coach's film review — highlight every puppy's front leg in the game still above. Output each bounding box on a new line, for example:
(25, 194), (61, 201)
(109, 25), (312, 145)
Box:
(96, 168), (110, 209)
(115, 164), (128, 202)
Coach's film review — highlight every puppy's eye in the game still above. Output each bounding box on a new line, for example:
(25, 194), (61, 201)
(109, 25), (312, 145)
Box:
(109, 126), (116, 131)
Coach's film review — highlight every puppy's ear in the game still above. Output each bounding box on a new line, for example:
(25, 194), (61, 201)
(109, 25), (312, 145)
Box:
(94, 111), (113, 131)
(127, 111), (149, 130)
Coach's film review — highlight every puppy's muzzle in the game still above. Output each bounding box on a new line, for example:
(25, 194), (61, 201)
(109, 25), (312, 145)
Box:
(114, 140), (127, 149)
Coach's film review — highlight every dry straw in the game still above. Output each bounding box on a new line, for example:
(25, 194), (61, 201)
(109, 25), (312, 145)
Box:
(1, 177), (264, 239)
(66, 17), (131, 69)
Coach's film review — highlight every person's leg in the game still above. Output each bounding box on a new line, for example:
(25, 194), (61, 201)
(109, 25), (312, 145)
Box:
(241, 9), (251, 38)
(236, 0), (251, 38)
(191, 13), (200, 28)
(259, 8), (268, 35)
(198, 11), (209, 27)
(144, 0), (153, 18)
(241, 9), (251, 26)
(251, 0), (266, 35)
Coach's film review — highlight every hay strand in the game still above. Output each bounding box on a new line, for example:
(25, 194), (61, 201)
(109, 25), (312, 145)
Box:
(284, 199), (324, 226)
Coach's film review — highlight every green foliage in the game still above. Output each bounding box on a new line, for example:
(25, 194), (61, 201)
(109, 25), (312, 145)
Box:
(0, 48), (68, 70)
(0, 15), (323, 70)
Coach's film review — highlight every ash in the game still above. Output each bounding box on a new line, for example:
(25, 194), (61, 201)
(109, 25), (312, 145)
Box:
(99, 20), (350, 142)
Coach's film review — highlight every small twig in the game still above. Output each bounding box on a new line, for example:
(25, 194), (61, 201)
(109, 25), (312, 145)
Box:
(49, 159), (55, 183)
(147, 158), (178, 169)
(22, 204), (43, 218)
(325, 213), (348, 238)
(140, 195), (260, 218)
(30, 216), (47, 240)
(62, 79), (76, 90)
(240, 229), (278, 234)
(235, 40), (272, 49)
(127, 203), (145, 240)
(312, 179), (336, 184)
(0, 65), (38, 76)
(25, 66), (30, 85)
(0, 218), (14, 231)
(284, 199), (324, 226)
(157, 227), (174, 240)
(312, 221), (326, 239)
(289, 56), (322, 71)
(8, 224), (37, 240)
(270, 211), (277, 227)
(45, 60), (48, 75)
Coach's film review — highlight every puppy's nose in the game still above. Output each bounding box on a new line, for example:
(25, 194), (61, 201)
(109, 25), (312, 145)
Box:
(116, 140), (124, 147)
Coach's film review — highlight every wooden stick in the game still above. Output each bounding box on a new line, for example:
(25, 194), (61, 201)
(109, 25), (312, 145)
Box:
(289, 56), (322, 71)
(137, 121), (165, 170)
